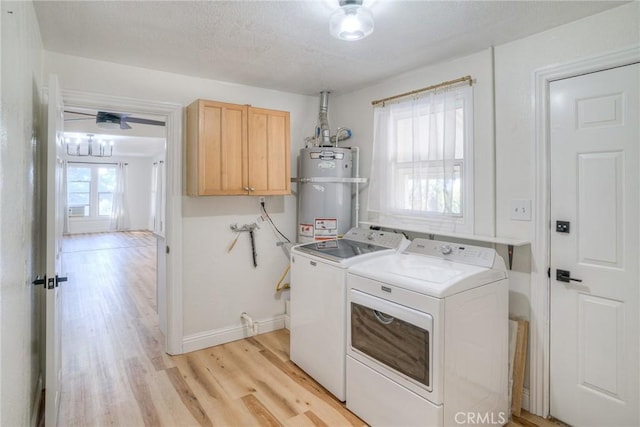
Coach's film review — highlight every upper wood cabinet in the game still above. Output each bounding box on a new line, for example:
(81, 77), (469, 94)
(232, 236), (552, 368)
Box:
(186, 99), (291, 196)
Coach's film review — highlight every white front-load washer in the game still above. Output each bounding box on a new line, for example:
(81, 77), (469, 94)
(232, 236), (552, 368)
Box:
(346, 238), (509, 427)
(290, 227), (408, 401)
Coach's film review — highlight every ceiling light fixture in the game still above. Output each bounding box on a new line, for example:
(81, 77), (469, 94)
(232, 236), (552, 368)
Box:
(66, 134), (114, 158)
(329, 0), (374, 41)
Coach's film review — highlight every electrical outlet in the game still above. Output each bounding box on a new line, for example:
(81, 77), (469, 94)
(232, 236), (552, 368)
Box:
(259, 196), (265, 204)
(510, 199), (531, 221)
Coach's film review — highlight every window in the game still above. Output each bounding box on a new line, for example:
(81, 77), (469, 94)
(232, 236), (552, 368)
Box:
(368, 84), (474, 233)
(67, 164), (117, 218)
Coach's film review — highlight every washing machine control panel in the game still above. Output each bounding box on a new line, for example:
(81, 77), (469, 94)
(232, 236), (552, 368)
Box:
(406, 238), (496, 268)
(343, 227), (407, 249)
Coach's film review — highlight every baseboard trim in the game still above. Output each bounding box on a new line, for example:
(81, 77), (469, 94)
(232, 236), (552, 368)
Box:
(182, 314), (286, 353)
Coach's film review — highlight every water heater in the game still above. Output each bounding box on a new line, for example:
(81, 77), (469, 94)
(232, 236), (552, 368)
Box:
(297, 147), (353, 242)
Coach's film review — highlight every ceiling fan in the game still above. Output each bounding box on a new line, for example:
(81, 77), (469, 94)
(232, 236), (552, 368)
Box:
(64, 110), (165, 130)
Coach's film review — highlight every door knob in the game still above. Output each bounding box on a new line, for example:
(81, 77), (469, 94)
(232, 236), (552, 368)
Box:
(32, 276), (46, 286)
(556, 269), (582, 283)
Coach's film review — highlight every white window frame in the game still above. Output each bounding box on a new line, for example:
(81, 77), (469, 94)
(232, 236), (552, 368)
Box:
(369, 85), (474, 234)
(67, 163), (117, 220)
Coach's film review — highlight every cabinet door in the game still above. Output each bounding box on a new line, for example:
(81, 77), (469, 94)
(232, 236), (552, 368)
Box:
(187, 100), (247, 195)
(247, 107), (290, 195)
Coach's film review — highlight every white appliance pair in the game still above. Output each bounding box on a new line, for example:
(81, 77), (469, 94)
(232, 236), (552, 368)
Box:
(291, 230), (508, 427)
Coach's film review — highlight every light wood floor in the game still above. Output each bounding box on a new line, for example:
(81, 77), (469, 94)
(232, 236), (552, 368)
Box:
(59, 231), (559, 427)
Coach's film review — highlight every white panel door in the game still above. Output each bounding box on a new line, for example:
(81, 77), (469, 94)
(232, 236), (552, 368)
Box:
(45, 74), (66, 427)
(550, 64), (639, 426)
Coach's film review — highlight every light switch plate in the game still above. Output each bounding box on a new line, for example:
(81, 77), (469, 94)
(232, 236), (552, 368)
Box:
(511, 199), (532, 221)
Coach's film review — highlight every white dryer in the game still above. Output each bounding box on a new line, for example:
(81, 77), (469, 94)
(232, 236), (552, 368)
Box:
(346, 238), (509, 427)
(290, 227), (408, 401)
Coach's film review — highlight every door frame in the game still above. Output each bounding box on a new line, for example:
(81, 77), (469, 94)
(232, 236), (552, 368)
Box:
(531, 46), (640, 417)
(62, 89), (184, 355)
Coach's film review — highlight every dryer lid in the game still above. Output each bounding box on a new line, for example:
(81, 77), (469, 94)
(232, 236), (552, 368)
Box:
(348, 239), (507, 298)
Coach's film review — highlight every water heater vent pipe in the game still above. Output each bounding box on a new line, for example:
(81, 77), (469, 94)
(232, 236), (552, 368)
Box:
(318, 91), (331, 146)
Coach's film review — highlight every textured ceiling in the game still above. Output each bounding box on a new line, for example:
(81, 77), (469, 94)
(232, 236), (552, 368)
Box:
(34, 1), (626, 96)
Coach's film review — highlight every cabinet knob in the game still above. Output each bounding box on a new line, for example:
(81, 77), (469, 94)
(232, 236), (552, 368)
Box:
(250, 187), (255, 191)
(244, 186), (250, 191)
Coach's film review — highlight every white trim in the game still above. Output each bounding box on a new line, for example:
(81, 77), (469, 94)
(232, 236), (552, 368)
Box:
(182, 316), (286, 353)
(30, 374), (44, 427)
(61, 89), (184, 355)
(531, 45), (640, 417)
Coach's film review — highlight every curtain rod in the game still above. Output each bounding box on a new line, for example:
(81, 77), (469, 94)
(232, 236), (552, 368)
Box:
(371, 75), (473, 107)
(67, 161), (127, 166)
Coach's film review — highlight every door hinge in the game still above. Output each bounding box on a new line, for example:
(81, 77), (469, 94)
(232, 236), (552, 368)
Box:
(547, 267), (551, 278)
(166, 245), (170, 254)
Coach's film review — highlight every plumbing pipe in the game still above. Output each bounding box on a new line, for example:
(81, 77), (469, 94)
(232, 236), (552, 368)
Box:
(275, 265), (291, 292)
(241, 312), (259, 336)
(318, 91), (331, 146)
(332, 127), (352, 147)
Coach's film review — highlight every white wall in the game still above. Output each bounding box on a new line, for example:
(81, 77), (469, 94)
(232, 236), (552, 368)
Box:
(493, 3), (638, 402)
(330, 49), (496, 238)
(0, 1), (44, 425)
(43, 52), (318, 346)
(494, 1), (640, 321)
(65, 156), (156, 234)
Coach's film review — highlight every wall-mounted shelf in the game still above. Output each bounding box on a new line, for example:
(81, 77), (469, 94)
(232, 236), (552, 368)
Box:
(291, 177), (367, 184)
(359, 220), (530, 269)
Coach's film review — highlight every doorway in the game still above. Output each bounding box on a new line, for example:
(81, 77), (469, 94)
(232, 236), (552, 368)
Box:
(62, 105), (167, 324)
(548, 63), (639, 426)
(61, 90), (184, 355)
(529, 47), (640, 419)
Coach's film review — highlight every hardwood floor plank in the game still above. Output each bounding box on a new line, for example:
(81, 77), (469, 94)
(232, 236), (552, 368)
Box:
(124, 357), (162, 427)
(514, 412), (569, 427)
(249, 336), (365, 427)
(218, 341), (302, 419)
(172, 351), (268, 426)
(281, 413), (317, 427)
(176, 352), (224, 401)
(164, 366), (214, 427)
(131, 316), (171, 372)
(253, 329), (291, 363)
(199, 344), (263, 400)
(304, 410), (329, 427)
(241, 394), (281, 427)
